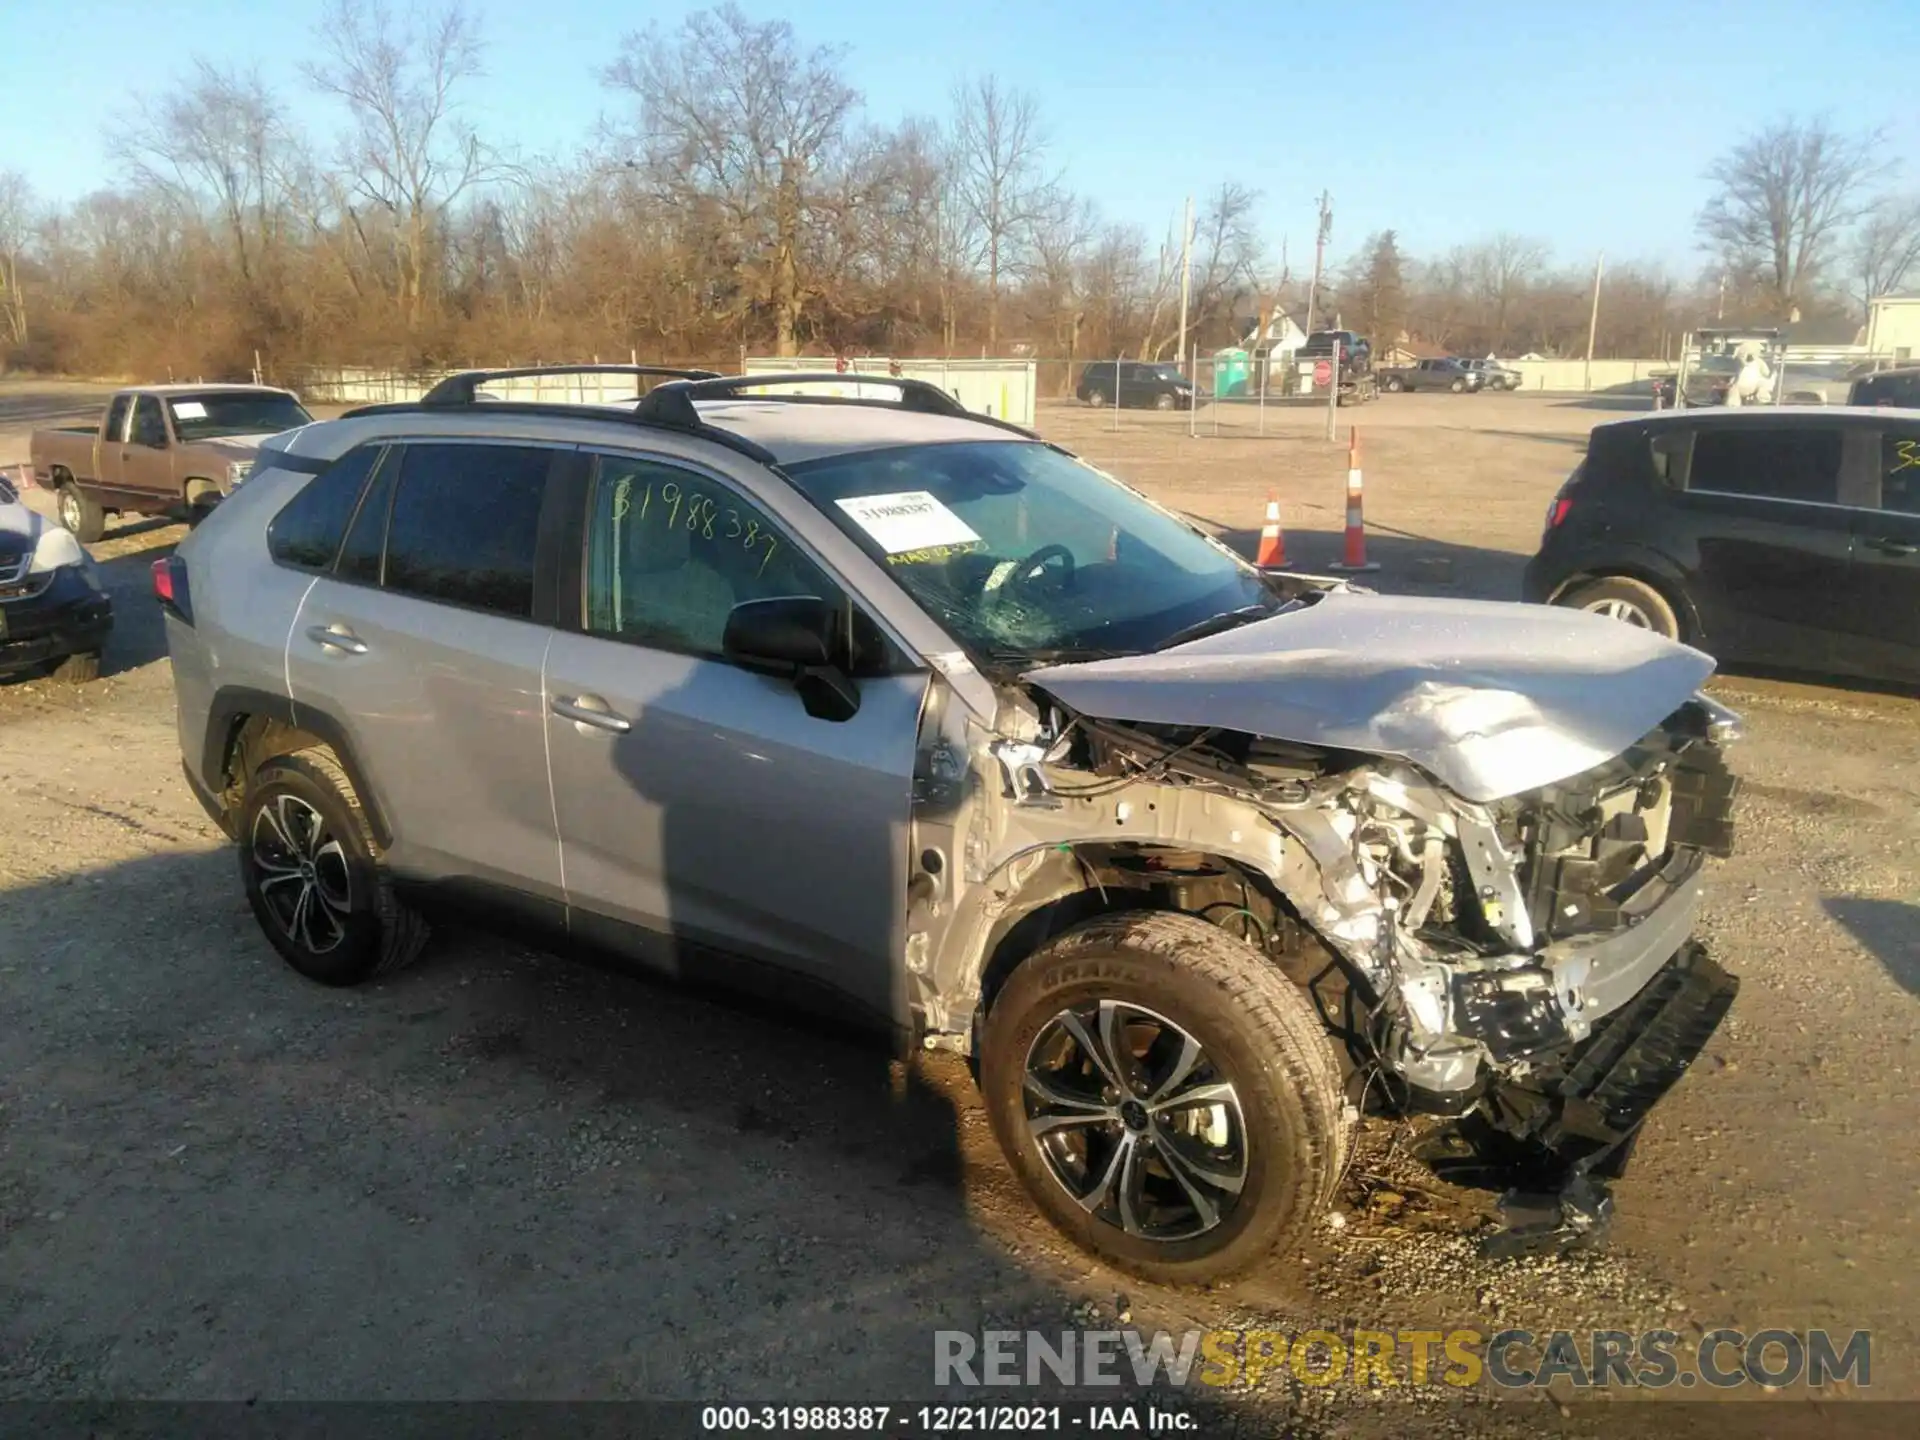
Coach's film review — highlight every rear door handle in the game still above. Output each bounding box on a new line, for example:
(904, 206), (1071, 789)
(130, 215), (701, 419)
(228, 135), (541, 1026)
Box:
(1864, 536), (1918, 557)
(305, 624), (368, 655)
(552, 694), (631, 734)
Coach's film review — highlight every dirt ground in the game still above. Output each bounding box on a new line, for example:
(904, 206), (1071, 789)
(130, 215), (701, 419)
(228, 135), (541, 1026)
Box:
(1, 381), (1915, 1431)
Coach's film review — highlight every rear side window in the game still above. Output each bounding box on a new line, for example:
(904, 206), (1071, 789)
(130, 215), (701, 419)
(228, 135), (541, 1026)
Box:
(334, 448), (399, 584)
(1686, 426), (1841, 505)
(1880, 428), (1920, 515)
(382, 443), (551, 619)
(268, 445), (384, 571)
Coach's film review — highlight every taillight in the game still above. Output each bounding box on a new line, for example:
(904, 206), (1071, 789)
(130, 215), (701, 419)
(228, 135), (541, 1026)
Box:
(152, 555), (192, 624)
(1548, 496), (1573, 528)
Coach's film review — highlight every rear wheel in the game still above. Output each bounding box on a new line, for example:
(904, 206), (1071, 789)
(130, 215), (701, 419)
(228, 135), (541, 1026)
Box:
(1449, 378), (1465, 393)
(56, 479), (105, 543)
(1384, 376), (1404, 392)
(238, 752), (429, 986)
(1085, 388), (1109, 407)
(1559, 575), (1682, 640)
(981, 911), (1349, 1284)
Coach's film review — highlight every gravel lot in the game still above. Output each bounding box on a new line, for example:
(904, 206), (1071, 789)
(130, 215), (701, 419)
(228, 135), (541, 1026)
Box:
(2, 382), (1915, 1430)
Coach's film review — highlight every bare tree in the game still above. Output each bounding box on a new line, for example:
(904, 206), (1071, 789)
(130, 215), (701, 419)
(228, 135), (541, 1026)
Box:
(306, 0), (490, 328)
(0, 171), (33, 350)
(1697, 116), (1888, 317)
(1460, 232), (1546, 352)
(1851, 194), (1920, 316)
(951, 76), (1051, 351)
(605, 3), (857, 356)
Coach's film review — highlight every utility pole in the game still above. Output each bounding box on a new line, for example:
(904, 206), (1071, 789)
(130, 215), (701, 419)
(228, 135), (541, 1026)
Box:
(1304, 191), (1332, 336)
(1583, 252), (1605, 393)
(1175, 196), (1194, 376)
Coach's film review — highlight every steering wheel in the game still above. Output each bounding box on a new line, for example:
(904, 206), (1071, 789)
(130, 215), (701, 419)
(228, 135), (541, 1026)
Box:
(1000, 543), (1076, 599)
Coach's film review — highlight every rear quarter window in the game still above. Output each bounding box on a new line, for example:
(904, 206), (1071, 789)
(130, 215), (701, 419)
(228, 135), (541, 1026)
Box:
(267, 445), (385, 571)
(1879, 427), (1920, 515)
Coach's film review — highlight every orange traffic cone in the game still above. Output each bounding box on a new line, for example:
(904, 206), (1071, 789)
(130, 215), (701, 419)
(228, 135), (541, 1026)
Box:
(1329, 428), (1380, 573)
(1255, 495), (1288, 568)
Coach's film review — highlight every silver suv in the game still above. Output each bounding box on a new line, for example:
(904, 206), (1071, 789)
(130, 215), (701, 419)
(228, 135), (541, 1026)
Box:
(162, 365), (1742, 1280)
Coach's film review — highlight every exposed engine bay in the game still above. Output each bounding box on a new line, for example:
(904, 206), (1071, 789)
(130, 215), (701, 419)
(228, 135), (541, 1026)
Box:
(908, 661), (1742, 1253)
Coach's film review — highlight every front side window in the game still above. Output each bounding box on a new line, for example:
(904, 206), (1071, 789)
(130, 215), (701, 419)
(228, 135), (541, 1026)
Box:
(382, 443), (550, 619)
(1687, 426), (1841, 505)
(583, 455), (839, 658)
(167, 392), (312, 442)
(268, 445), (384, 571)
(1879, 428), (1920, 515)
(785, 440), (1273, 666)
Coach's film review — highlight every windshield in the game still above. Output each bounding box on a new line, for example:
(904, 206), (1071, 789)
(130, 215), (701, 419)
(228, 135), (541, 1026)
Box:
(165, 392), (312, 442)
(783, 441), (1274, 666)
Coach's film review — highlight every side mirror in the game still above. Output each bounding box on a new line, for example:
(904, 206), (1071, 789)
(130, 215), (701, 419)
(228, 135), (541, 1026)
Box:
(722, 595), (860, 722)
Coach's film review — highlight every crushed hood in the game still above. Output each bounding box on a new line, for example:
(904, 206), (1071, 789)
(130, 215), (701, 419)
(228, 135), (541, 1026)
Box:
(1024, 592), (1716, 802)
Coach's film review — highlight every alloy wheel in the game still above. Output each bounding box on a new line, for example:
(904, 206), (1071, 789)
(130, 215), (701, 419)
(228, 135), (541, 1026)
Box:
(59, 488), (81, 533)
(1022, 999), (1249, 1242)
(250, 793), (353, 954)
(1583, 598), (1654, 628)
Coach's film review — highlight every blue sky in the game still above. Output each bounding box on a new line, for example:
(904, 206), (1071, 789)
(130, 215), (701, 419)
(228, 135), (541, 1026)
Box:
(6, 0), (1918, 278)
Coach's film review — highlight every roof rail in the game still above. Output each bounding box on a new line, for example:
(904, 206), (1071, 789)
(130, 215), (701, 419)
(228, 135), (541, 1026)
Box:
(636, 371), (1037, 437)
(420, 364), (722, 407)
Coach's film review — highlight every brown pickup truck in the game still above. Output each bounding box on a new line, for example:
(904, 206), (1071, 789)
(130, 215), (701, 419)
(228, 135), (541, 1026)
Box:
(30, 384), (312, 541)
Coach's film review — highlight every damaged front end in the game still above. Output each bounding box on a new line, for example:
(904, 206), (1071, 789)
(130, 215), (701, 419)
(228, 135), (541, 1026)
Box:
(946, 681), (1742, 1252)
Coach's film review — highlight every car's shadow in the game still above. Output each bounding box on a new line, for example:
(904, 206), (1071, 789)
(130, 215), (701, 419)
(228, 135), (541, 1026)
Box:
(0, 846), (1261, 1407)
(1822, 897), (1920, 1000)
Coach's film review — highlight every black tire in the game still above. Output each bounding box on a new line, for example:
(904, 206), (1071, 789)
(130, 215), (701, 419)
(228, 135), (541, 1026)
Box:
(1383, 376), (1404, 392)
(1558, 574), (1683, 640)
(56, 477), (105, 543)
(1085, 388), (1109, 408)
(1154, 392), (1177, 412)
(980, 911), (1349, 1284)
(1449, 378), (1465, 393)
(238, 751), (429, 986)
(51, 650), (101, 684)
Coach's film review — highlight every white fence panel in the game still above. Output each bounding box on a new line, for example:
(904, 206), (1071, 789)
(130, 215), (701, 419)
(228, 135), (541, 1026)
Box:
(743, 358), (1037, 427)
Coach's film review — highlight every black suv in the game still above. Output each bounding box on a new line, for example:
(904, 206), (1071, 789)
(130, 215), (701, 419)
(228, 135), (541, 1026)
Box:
(1524, 408), (1920, 684)
(1076, 360), (1198, 410)
(1849, 366), (1920, 409)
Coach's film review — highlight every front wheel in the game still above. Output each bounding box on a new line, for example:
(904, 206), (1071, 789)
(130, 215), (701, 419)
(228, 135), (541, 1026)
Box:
(980, 911), (1350, 1284)
(1559, 575), (1682, 640)
(1449, 378), (1465, 393)
(1154, 392), (1177, 411)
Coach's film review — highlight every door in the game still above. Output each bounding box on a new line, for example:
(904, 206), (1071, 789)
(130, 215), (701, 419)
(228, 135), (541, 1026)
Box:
(93, 394), (132, 491)
(285, 439), (565, 909)
(1674, 421), (1861, 668)
(542, 450), (927, 1025)
(122, 395), (176, 499)
(1848, 423), (1920, 681)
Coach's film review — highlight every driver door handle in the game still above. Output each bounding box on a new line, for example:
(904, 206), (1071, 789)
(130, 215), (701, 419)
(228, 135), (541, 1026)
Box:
(552, 694), (631, 734)
(305, 624), (368, 655)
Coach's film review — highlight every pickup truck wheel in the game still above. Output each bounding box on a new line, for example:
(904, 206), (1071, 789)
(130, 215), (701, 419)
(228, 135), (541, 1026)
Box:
(1559, 575), (1682, 640)
(56, 480), (105, 543)
(238, 752), (429, 987)
(1383, 376), (1404, 392)
(981, 911), (1349, 1284)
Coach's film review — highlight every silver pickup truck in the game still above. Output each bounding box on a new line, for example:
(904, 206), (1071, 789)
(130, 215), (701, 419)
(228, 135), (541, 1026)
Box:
(30, 384), (312, 540)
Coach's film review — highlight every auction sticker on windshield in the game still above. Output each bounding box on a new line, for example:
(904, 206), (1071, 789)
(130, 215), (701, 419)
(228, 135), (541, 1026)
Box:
(837, 491), (981, 557)
(170, 401), (209, 419)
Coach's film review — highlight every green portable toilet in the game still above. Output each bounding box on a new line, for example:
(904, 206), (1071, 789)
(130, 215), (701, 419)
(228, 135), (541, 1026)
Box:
(1213, 348), (1250, 397)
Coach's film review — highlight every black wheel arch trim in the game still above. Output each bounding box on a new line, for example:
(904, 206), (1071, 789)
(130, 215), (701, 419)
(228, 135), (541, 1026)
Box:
(202, 685), (395, 848)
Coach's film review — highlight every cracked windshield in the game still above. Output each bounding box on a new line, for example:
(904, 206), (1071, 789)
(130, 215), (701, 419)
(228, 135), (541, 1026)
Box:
(786, 441), (1275, 664)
